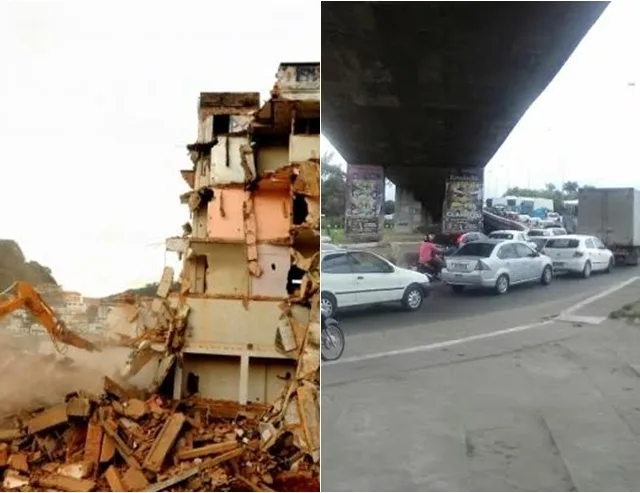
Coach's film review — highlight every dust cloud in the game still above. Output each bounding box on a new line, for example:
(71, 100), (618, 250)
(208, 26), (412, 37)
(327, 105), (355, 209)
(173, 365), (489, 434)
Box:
(0, 333), (132, 417)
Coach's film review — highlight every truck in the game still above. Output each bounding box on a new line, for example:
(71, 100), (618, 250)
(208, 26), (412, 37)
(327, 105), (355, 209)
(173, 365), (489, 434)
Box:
(577, 187), (640, 265)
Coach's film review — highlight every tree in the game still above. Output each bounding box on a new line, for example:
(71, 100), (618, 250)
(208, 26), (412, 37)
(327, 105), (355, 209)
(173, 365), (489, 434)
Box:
(562, 181), (579, 196)
(544, 183), (556, 193)
(321, 151), (346, 226)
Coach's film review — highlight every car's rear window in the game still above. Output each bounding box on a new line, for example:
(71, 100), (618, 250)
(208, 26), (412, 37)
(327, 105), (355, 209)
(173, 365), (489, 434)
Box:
(454, 242), (496, 257)
(528, 230), (545, 237)
(546, 238), (580, 249)
(489, 233), (513, 240)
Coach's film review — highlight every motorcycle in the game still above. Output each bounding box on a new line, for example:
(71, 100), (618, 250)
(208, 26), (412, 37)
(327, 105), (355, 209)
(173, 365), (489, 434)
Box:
(413, 246), (453, 282)
(416, 261), (441, 282)
(321, 308), (345, 362)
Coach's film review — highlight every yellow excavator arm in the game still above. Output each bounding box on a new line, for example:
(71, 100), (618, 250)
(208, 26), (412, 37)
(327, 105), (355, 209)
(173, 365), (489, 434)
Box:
(0, 282), (100, 352)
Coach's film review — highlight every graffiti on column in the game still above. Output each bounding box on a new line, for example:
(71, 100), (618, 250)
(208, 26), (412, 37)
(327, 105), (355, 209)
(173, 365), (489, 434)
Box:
(344, 164), (385, 242)
(442, 169), (484, 233)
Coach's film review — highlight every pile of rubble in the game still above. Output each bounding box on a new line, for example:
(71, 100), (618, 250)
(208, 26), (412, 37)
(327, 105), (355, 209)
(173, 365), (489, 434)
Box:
(0, 375), (318, 492)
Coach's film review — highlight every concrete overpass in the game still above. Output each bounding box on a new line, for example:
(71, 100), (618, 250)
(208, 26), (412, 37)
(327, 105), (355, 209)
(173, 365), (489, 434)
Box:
(322, 1), (608, 234)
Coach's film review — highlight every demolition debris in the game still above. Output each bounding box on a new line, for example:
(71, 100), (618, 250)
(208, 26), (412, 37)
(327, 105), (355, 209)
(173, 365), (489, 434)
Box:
(0, 62), (320, 491)
(0, 380), (318, 492)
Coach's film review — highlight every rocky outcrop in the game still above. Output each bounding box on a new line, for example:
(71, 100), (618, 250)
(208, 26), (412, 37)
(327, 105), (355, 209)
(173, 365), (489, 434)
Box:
(0, 239), (58, 290)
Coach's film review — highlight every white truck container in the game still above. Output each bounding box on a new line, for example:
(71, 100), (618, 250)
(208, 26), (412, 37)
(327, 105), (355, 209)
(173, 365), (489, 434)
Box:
(577, 187), (640, 265)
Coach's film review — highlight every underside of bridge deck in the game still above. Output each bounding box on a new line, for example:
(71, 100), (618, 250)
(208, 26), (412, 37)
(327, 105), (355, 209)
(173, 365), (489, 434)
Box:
(322, 1), (608, 221)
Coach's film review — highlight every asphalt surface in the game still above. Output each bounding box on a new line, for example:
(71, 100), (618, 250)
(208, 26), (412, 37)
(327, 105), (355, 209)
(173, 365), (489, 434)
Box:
(322, 266), (640, 492)
(334, 266), (637, 338)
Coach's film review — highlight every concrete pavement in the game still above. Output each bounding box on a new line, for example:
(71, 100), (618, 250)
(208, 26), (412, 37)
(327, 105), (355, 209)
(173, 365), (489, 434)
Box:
(322, 269), (640, 491)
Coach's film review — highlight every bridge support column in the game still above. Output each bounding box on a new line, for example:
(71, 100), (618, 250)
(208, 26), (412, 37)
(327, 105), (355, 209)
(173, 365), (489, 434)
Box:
(394, 187), (424, 234)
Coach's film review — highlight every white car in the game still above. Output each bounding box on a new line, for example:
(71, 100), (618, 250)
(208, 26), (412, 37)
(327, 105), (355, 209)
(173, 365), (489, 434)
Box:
(542, 234), (614, 278)
(489, 230), (538, 250)
(320, 249), (430, 317)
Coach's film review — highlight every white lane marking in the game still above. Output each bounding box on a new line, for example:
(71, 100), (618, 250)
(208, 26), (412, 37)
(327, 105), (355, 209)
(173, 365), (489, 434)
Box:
(554, 314), (607, 325)
(326, 276), (640, 367)
(561, 276), (640, 316)
(324, 320), (553, 366)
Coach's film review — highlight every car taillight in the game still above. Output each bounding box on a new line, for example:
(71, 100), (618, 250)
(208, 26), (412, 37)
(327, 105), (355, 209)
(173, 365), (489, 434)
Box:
(475, 260), (490, 271)
(573, 251), (584, 258)
(456, 234), (463, 244)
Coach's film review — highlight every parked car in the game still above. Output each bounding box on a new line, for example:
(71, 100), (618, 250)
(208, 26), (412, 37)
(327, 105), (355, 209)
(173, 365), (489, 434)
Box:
(458, 231), (488, 244)
(488, 230), (537, 250)
(529, 237), (550, 252)
(544, 226), (568, 235)
(441, 239), (553, 295)
(541, 234), (614, 278)
(320, 249), (431, 316)
(527, 228), (554, 237)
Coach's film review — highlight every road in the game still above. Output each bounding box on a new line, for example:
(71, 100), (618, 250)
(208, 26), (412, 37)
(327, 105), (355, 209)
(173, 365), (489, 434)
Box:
(335, 267), (635, 338)
(322, 266), (640, 491)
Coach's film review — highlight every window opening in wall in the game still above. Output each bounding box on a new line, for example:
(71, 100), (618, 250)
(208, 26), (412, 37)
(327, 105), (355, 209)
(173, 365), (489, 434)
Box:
(186, 372), (200, 396)
(292, 194), (308, 225)
(213, 114), (231, 136)
(293, 117), (320, 135)
(198, 187), (215, 205)
(202, 255), (209, 293)
(286, 265), (305, 295)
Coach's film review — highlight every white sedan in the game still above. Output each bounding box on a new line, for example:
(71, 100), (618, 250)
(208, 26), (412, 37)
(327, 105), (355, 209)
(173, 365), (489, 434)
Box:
(542, 234), (614, 277)
(320, 249), (430, 317)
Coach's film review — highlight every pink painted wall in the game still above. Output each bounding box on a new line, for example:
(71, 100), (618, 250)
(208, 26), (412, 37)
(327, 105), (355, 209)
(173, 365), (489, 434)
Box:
(207, 188), (292, 242)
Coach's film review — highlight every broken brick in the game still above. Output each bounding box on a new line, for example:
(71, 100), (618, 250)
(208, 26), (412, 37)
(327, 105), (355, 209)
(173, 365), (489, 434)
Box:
(66, 397), (92, 418)
(37, 474), (96, 492)
(84, 419), (103, 465)
(7, 453), (28, 473)
(175, 440), (237, 460)
(27, 403), (68, 434)
(143, 412), (185, 472)
(0, 444), (8, 467)
(123, 399), (148, 420)
(104, 465), (125, 492)
(0, 428), (22, 442)
(122, 467), (150, 491)
(99, 435), (116, 463)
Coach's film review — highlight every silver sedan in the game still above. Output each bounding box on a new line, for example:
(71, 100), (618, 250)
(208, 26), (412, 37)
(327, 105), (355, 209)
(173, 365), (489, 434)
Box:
(441, 239), (554, 295)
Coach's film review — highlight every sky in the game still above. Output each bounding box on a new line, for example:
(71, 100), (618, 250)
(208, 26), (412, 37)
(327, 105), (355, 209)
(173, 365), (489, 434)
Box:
(0, 1), (320, 297)
(322, 0), (640, 200)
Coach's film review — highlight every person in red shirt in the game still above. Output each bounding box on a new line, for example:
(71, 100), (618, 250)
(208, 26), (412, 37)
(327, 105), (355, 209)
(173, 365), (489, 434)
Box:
(419, 234), (445, 274)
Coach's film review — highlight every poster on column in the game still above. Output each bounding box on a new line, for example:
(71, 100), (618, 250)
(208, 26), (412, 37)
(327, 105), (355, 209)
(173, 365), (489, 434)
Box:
(344, 164), (385, 242)
(442, 169), (484, 233)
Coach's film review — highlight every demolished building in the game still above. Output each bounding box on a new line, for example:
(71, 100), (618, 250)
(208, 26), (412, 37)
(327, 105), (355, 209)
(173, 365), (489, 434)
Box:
(171, 67), (320, 405)
(0, 63), (320, 492)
